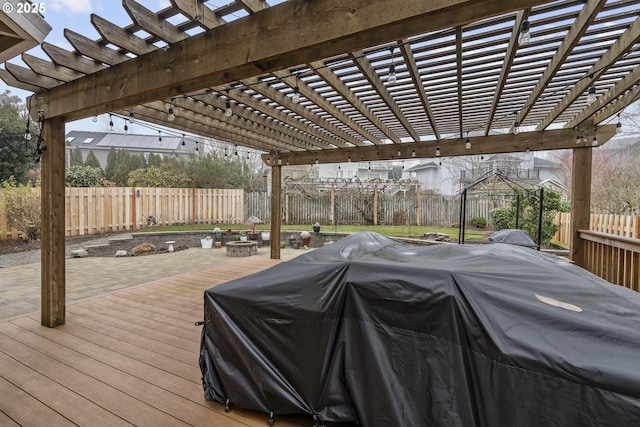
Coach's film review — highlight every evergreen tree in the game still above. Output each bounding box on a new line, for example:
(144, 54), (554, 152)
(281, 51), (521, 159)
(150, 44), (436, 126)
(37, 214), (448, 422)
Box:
(70, 147), (84, 166)
(0, 91), (37, 183)
(104, 147), (117, 181)
(84, 150), (101, 169)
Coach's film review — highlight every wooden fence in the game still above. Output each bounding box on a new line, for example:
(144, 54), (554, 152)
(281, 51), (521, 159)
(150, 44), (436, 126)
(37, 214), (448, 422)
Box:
(246, 188), (510, 227)
(554, 212), (640, 245)
(1, 187), (244, 240)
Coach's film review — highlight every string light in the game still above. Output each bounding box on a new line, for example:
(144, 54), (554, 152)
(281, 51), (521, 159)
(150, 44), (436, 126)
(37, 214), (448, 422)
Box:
(388, 47), (397, 84)
(92, 115), (98, 123)
(592, 131), (598, 146)
(435, 146), (440, 157)
(518, 19), (531, 46)
(513, 121), (520, 135)
(181, 134), (186, 149)
(124, 119), (129, 135)
(168, 105), (175, 121)
(129, 111), (135, 123)
(292, 74), (301, 103)
(23, 116), (31, 141)
(158, 130), (162, 142)
(412, 148), (416, 158)
(224, 94), (233, 117)
(616, 113), (622, 134)
(465, 132), (471, 149)
(109, 114), (114, 132)
(587, 86), (597, 104)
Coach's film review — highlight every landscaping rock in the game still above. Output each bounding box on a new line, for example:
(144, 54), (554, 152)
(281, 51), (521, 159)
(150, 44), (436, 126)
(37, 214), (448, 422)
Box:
(131, 243), (156, 255)
(423, 232), (451, 242)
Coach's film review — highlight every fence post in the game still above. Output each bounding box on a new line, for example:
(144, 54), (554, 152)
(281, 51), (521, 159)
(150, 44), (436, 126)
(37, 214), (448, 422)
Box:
(635, 216), (640, 239)
(330, 185), (335, 225)
(285, 184), (289, 225)
(373, 185), (378, 226)
(415, 185), (421, 226)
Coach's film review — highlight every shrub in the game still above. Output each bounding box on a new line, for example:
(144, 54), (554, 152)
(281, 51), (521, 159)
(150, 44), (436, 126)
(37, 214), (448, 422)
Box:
(1, 177), (41, 241)
(65, 165), (103, 187)
(489, 207), (513, 231)
(470, 216), (487, 228)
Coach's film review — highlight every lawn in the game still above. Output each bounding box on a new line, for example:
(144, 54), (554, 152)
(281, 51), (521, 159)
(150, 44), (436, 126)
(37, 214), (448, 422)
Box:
(137, 223), (490, 241)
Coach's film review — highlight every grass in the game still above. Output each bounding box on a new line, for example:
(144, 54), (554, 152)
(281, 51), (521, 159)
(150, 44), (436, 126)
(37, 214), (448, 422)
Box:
(137, 223), (490, 241)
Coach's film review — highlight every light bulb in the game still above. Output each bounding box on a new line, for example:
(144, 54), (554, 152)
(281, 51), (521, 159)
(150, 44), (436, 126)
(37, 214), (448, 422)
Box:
(24, 130), (31, 141)
(513, 121), (520, 135)
(518, 20), (531, 46)
(129, 111), (135, 123)
(436, 146), (440, 157)
(388, 64), (397, 84)
(616, 121), (622, 134)
(225, 100), (232, 117)
(124, 124), (128, 135)
(292, 87), (301, 103)
(465, 139), (471, 150)
(92, 115), (98, 123)
(587, 86), (597, 104)
(592, 136), (598, 146)
(168, 107), (175, 121)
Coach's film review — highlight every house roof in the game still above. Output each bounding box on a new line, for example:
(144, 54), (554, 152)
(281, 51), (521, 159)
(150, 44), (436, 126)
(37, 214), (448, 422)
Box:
(2, 1), (639, 166)
(66, 130), (195, 152)
(405, 161), (440, 172)
(533, 157), (561, 169)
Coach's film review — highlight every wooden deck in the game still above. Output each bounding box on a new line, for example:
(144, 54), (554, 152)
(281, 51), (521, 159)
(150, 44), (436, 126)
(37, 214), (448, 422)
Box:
(0, 257), (344, 426)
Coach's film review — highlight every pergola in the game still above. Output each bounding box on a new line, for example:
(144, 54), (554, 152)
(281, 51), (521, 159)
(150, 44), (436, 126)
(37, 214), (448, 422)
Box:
(2, 0), (640, 327)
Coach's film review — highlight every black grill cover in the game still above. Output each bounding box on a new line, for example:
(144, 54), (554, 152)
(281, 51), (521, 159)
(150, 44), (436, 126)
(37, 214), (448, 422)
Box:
(199, 232), (640, 426)
(489, 228), (538, 248)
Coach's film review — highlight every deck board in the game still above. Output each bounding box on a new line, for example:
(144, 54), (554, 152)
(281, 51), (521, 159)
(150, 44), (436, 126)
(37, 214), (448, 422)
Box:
(0, 257), (348, 426)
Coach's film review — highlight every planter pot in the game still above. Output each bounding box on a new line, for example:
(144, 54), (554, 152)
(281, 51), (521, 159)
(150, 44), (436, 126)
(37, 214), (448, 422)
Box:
(261, 232), (271, 241)
(313, 226), (321, 233)
(201, 238), (213, 249)
(240, 235), (248, 241)
(214, 241), (222, 249)
(291, 241), (301, 249)
(302, 236), (311, 246)
(248, 232), (259, 240)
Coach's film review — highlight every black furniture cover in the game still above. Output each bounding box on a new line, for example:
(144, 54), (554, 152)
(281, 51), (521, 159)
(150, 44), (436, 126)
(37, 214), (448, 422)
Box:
(199, 232), (640, 426)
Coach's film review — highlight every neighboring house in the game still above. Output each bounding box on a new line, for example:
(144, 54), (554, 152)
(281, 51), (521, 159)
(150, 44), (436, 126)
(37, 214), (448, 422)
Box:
(65, 131), (201, 169)
(317, 161), (400, 181)
(404, 160), (457, 195)
(404, 153), (564, 196)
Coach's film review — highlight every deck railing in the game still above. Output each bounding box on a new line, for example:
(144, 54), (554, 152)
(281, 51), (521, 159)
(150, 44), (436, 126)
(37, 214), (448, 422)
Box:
(579, 230), (640, 292)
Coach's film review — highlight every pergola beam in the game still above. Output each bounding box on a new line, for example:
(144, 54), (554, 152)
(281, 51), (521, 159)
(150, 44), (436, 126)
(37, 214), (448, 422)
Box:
(263, 124), (617, 166)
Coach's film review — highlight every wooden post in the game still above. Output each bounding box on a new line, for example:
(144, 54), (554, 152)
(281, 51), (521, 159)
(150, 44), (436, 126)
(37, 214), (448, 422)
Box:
(570, 146), (592, 268)
(330, 185), (335, 225)
(635, 215), (640, 239)
(415, 184), (421, 226)
(373, 185), (378, 225)
(270, 165), (282, 259)
(284, 184), (289, 225)
(41, 117), (66, 327)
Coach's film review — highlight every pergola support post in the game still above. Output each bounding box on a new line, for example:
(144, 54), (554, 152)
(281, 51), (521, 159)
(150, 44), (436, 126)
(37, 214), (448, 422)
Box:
(570, 146), (592, 267)
(269, 165), (282, 259)
(40, 117), (66, 327)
